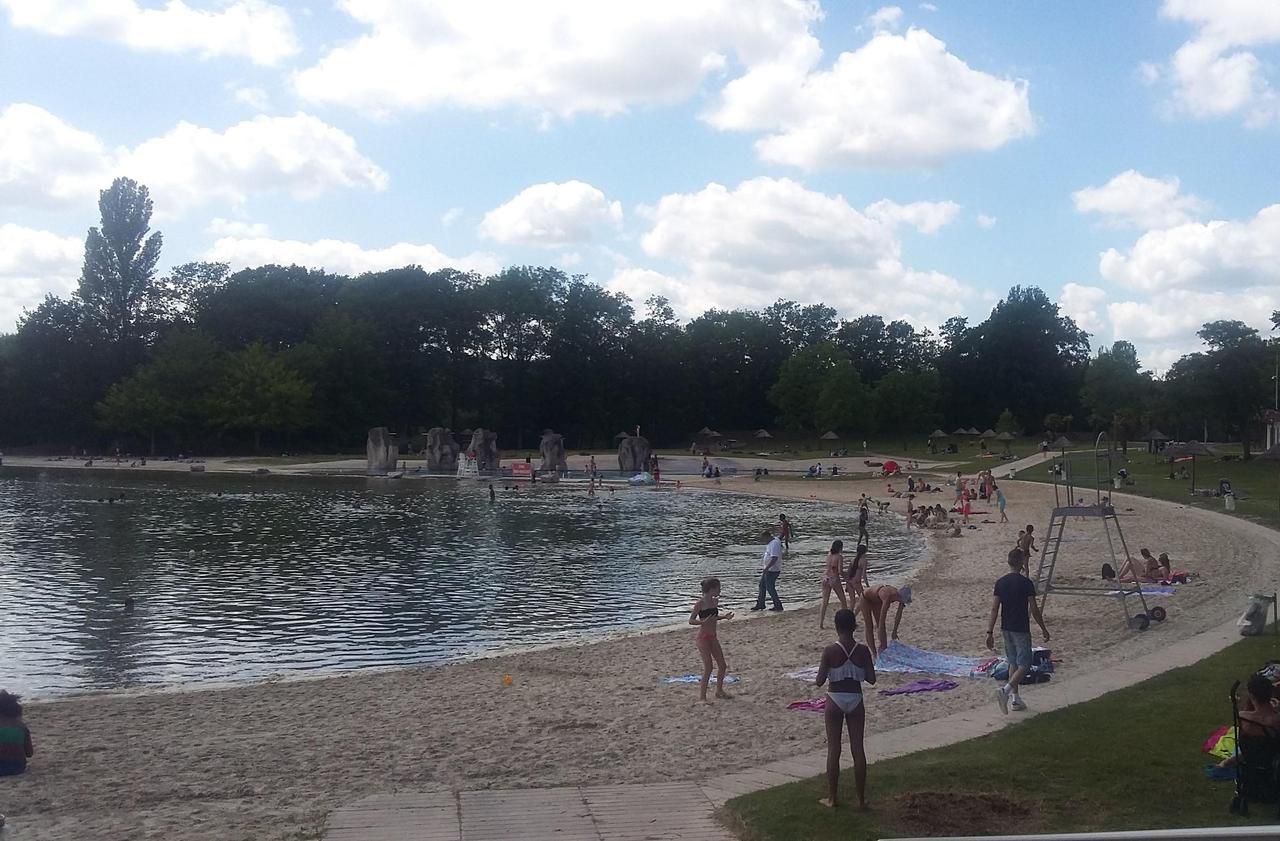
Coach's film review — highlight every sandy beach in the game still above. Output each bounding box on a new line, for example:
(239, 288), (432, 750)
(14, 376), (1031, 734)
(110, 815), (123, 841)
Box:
(4, 475), (1275, 841)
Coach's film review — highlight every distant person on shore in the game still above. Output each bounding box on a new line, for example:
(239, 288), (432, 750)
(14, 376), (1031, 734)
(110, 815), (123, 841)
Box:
(857, 502), (870, 546)
(996, 485), (1008, 523)
(819, 540), (849, 629)
(779, 513), (793, 552)
(0, 690), (33, 777)
(815, 608), (876, 810)
(753, 529), (784, 612)
(1018, 525), (1037, 571)
(689, 577), (734, 701)
(987, 549), (1050, 714)
(845, 543), (870, 598)
(589, 455), (597, 478)
(860, 584), (911, 655)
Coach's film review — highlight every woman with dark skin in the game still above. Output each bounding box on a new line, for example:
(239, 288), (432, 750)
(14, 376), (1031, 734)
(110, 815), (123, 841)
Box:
(815, 608), (876, 809)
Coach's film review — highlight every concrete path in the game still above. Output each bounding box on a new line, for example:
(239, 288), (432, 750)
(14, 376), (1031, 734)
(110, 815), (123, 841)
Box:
(321, 618), (1245, 841)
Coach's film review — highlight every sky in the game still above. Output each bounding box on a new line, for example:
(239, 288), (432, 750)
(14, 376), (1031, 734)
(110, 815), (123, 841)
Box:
(1, 1), (1278, 373)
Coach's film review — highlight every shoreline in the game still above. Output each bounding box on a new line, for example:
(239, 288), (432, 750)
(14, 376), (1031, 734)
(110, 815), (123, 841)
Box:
(6, 477), (1272, 841)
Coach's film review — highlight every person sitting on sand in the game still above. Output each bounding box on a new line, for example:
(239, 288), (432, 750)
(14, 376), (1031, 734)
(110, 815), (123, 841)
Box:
(819, 540), (849, 629)
(815, 608), (876, 810)
(1118, 548), (1163, 583)
(1217, 674), (1280, 769)
(947, 519), (962, 537)
(859, 584), (912, 655)
(689, 578), (734, 702)
(845, 543), (870, 600)
(0, 690), (33, 777)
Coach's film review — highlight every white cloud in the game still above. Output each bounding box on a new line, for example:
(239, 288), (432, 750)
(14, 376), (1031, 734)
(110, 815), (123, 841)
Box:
(0, 0), (298, 66)
(294, 0), (821, 119)
(206, 218), (270, 238)
(0, 105), (387, 216)
(479, 181), (622, 247)
(205, 236), (500, 277)
(976, 213), (997, 229)
(1058, 283), (1108, 336)
(0, 103), (111, 209)
(920, 3), (938, 11)
(440, 208), (464, 228)
(1072, 170), (1207, 230)
(1138, 61), (1162, 85)
(1106, 288), (1277, 373)
(0, 224), (83, 332)
(1157, 0), (1280, 125)
(634, 176), (969, 326)
(707, 28), (1035, 169)
(865, 199), (961, 234)
(1098, 204), (1280, 292)
(867, 6), (904, 31)
(232, 85), (271, 112)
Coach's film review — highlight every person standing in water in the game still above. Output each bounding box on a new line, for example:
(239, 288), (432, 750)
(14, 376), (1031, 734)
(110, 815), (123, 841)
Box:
(845, 543), (870, 599)
(815, 608), (876, 810)
(488, 483), (496, 503)
(689, 577), (734, 701)
(779, 513), (793, 552)
(857, 502), (870, 546)
(753, 529), (784, 612)
(818, 540), (848, 629)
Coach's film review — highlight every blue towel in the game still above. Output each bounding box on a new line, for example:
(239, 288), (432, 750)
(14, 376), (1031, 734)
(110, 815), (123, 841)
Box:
(786, 641), (994, 681)
(661, 674), (740, 684)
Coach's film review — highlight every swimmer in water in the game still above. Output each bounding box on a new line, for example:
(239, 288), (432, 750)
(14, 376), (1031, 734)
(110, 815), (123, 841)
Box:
(689, 577), (734, 701)
(818, 540), (849, 629)
(815, 607), (875, 810)
(489, 483), (496, 503)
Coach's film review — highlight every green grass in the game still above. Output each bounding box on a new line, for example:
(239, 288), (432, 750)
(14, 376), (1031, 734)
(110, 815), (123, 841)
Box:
(725, 629), (1280, 840)
(1020, 446), (1280, 530)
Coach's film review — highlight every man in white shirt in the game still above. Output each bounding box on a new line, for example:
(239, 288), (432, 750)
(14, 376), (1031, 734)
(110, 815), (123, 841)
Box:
(752, 529), (784, 612)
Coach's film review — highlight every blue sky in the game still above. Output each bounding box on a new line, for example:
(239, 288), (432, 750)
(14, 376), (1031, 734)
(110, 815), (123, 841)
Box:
(1, 1), (1278, 372)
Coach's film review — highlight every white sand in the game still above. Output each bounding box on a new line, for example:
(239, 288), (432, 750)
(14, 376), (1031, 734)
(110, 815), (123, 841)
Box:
(4, 477), (1274, 841)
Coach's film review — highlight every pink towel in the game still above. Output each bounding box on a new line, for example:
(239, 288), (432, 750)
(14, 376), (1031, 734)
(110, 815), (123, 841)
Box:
(787, 698), (827, 712)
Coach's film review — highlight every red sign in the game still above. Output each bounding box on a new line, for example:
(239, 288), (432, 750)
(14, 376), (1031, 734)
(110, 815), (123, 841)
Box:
(511, 462), (532, 478)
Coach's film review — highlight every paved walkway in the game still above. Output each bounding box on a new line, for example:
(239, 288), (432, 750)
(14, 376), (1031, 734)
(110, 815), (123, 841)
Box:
(321, 618), (1246, 841)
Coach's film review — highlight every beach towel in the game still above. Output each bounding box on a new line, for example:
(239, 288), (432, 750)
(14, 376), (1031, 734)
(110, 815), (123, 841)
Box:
(878, 679), (959, 696)
(1106, 585), (1175, 596)
(661, 674), (740, 685)
(787, 698), (827, 712)
(785, 642), (997, 681)
(1204, 724), (1236, 760)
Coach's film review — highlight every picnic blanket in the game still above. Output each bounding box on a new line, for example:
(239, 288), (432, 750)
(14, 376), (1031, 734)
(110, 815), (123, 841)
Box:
(785, 641), (997, 681)
(661, 674), (740, 685)
(1204, 724), (1236, 760)
(878, 679), (959, 696)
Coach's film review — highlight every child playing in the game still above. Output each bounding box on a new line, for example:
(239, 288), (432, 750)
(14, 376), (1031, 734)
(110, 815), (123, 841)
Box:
(0, 689), (33, 777)
(689, 578), (734, 701)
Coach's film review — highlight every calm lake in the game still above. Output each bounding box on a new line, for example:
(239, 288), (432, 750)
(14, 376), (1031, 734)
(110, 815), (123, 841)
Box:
(0, 469), (923, 696)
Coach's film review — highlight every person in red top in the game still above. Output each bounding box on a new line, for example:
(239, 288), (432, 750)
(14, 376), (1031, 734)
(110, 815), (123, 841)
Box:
(0, 690), (34, 776)
(778, 513), (793, 551)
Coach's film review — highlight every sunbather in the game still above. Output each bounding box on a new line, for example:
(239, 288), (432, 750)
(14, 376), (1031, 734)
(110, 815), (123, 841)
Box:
(860, 584), (911, 655)
(1217, 674), (1280, 769)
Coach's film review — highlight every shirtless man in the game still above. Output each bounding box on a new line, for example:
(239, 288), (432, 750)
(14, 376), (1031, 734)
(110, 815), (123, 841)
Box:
(859, 584), (912, 654)
(1017, 525), (1037, 573)
(1217, 675), (1280, 768)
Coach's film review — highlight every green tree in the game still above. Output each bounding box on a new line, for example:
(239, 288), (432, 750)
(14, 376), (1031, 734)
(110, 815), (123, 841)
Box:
(97, 370), (175, 455)
(210, 342), (314, 452)
(1081, 340), (1153, 449)
(768, 343), (845, 432)
(875, 370), (941, 447)
(815, 362), (874, 436)
(995, 408), (1020, 435)
(77, 177), (164, 357)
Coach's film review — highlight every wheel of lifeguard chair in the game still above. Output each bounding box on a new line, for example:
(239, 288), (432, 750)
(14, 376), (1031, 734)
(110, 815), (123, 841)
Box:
(1149, 606), (1167, 622)
(1128, 613), (1151, 631)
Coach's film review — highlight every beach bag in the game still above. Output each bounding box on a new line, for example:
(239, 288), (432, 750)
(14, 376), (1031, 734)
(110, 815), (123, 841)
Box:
(1239, 595), (1272, 636)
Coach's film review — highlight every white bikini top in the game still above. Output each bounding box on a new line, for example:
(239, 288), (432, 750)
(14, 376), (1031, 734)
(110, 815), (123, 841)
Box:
(828, 641), (867, 683)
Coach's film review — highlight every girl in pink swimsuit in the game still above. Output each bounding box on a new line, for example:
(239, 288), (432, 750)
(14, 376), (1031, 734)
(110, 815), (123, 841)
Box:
(689, 577), (734, 701)
(815, 608), (876, 810)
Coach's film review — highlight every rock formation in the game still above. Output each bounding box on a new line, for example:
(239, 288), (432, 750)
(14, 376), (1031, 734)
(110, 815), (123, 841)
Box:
(538, 429), (568, 474)
(425, 427), (460, 472)
(467, 428), (500, 471)
(618, 435), (651, 473)
(366, 427), (399, 474)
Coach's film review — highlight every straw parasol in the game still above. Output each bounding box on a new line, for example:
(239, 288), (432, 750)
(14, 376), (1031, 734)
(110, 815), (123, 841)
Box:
(1145, 429), (1170, 441)
(966, 427), (982, 436)
(697, 426), (714, 436)
(1172, 440), (1208, 491)
(614, 431), (630, 440)
(929, 429), (948, 439)
(994, 431), (1016, 454)
(754, 429), (773, 439)
(981, 429), (997, 439)
(952, 427), (968, 436)
(1050, 435), (1073, 450)
(821, 431), (840, 441)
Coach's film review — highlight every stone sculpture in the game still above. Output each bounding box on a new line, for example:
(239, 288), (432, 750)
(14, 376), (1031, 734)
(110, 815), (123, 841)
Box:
(538, 429), (568, 474)
(617, 435), (651, 473)
(425, 427), (460, 472)
(366, 427), (398, 474)
(467, 428), (500, 471)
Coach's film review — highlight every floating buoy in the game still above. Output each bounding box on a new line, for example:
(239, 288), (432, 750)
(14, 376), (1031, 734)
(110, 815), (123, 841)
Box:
(502, 674), (514, 687)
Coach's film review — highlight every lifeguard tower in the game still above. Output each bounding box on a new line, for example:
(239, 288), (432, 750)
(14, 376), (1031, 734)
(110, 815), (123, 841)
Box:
(1030, 433), (1164, 631)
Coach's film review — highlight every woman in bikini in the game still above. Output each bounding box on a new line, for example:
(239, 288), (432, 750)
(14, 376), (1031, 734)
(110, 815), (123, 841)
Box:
(844, 543), (870, 601)
(689, 577), (734, 702)
(819, 540), (849, 629)
(815, 608), (876, 809)
(859, 584), (912, 655)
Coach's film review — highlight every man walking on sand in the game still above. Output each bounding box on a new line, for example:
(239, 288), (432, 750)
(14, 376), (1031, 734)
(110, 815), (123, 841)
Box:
(987, 549), (1050, 713)
(753, 529), (784, 612)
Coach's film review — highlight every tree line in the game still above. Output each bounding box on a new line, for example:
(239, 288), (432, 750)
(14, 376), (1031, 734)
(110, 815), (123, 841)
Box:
(0, 178), (1275, 457)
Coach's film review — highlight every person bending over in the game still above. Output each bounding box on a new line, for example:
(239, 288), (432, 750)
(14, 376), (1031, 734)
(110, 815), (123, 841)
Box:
(860, 584), (911, 654)
(815, 608), (876, 810)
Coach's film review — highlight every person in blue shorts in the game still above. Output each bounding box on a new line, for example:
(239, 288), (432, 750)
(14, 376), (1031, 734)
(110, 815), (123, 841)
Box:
(986, 549), (1050, 713)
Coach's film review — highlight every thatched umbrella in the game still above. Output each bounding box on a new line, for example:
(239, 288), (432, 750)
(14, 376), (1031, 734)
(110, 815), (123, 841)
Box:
(821, 431), (840, 441)
(952, 427), (968, 436)
(995, 430), (1016, 455)
(1169, 440), (1213, 493)
(614, 432), (630, 441)
(755, 429), (773, 439)
(981, 429), (997, 439)
(707, 430), (723, 438)
(1145, 428), (1170, 454)
(929, 429), (948, 439)
(966, 426), (982, 436)
(1050, 435), (1073, 450)
(697, 426), (715, 437)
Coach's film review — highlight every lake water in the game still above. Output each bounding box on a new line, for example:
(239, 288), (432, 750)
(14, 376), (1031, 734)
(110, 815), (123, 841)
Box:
(0, 469), (923, 696)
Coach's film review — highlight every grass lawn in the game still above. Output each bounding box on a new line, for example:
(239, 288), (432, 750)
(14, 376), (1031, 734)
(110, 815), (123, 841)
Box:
(724, 629), (1280, 840)
(1019, 446), (1280, 531)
